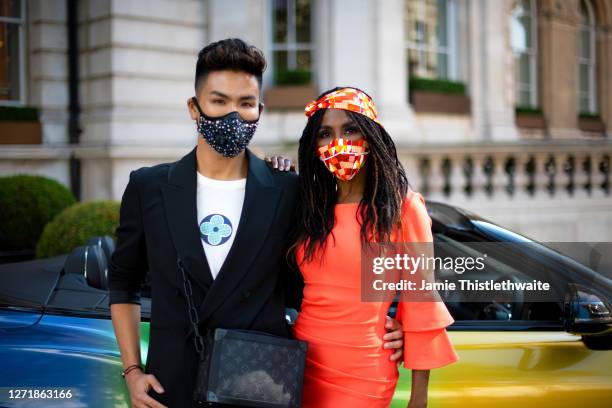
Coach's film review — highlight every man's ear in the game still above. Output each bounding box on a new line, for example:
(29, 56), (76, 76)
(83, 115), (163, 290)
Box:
(187, 97), (198, 121)
(259, 102), (265, 115)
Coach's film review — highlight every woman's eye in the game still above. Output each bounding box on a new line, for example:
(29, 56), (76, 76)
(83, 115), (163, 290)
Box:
(318, 131), (330, 139)
(345, 127), (358, 135)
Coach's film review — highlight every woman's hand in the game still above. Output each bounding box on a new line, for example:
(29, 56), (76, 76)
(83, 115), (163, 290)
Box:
(383, 316), (404, 363)
(265, 156), (295, 172)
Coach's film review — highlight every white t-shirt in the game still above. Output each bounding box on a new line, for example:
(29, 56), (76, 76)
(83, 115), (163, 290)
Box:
(196, 171), (246, 279)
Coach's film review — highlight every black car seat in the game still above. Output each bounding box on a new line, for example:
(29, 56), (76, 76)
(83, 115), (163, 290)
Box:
(63, 244), (109, 290)
(86, 236), (116, 263)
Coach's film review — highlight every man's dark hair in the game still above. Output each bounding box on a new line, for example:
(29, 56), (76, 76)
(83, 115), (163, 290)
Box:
(195, 38), (267, 90)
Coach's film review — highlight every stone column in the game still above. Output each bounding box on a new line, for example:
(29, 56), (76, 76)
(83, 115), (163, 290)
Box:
(207, 0), (268, 50)
(28, 0), (69, 144)
(76, 0), (207, 200)
(313, 0), (376, 94)
(539, 0), (580, 138)
(470, 0), (518, 142)
(79, 0), (205, 147)
(313, 0), (416, 140)
(372, 0), (418, 140)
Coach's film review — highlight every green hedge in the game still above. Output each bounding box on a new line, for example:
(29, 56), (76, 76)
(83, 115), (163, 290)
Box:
(275, 69), (312, 86)
(0, 106), (39, 122)
(409, 77), (466, 95)
(579, 112), (601, 120)
(36, 201), (120, 258)
(0, 175), (76, 251)
(515, 105), (543, 115)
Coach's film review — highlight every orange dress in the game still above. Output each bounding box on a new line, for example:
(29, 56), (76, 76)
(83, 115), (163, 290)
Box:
(292, 190), (459, 408)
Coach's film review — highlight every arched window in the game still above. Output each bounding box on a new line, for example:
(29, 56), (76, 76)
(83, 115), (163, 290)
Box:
(405, 0), (458, 80)
(577, 0), (597, 114)
(511, 0), (538, 108)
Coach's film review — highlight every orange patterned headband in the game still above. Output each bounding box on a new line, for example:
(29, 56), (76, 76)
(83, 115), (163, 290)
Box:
(304, 87), (382, 127)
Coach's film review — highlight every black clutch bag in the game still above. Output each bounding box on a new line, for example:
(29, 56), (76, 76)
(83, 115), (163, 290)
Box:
(178, 258), (308, 408)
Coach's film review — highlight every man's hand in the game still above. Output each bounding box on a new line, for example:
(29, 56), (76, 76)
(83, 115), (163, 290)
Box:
(383, 316), (404, 363)
(265, 156), (295, 172)
(125, 370), (167, 408)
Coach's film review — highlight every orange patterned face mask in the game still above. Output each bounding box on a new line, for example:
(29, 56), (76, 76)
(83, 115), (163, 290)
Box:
(316, 137), (369, 181)
(304, 87), (382, 127)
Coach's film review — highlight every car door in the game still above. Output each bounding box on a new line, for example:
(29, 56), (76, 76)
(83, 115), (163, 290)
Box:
(390, 227), (612, 408)
(0, 275), (153, 408)
(390, 323), (612, 408)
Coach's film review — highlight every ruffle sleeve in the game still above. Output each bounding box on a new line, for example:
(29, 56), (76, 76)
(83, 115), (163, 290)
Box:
(395, 302), (459, 369)
(394, 190), (460, 369)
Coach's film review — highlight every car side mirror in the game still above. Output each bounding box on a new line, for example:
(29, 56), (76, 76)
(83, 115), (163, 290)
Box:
(564, 283), (612, 336)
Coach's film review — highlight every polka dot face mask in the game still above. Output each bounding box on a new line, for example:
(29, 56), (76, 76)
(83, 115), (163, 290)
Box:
(316, 137), (369, 182)
(192, 97), (260, 158)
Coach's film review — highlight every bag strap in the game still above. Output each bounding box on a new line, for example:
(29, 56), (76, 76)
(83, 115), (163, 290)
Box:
(177, 257), (206, 361)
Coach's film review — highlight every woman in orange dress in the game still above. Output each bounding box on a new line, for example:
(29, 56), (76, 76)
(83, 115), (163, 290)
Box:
(289, 87), (460, 408)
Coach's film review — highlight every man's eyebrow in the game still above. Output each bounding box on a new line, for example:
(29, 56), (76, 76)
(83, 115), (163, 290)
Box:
(210, 91), (257, 101)
(210, 90), (229, 99)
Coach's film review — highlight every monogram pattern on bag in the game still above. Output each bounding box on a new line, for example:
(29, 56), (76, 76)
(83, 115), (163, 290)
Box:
(210, 338), (303, 406)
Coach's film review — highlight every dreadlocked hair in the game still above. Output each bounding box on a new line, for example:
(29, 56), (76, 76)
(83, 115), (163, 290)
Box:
(288, 87), (411, 264)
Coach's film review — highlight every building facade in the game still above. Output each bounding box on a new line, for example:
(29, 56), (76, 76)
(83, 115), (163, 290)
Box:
(0, 0), (611, 241)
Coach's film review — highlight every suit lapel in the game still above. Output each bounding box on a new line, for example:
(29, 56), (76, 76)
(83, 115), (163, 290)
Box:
(198, 149), (281, 321)
(161, 147), (214, 293)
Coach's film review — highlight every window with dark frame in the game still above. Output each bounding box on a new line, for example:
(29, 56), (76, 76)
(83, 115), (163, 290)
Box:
(0, 0), (24, 104)
(271, 0), (312, 84)
(511, 0), (538, 109)
(405, 0), (458, 80)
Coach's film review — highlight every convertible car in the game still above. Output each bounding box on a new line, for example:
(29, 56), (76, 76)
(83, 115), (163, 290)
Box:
(0, 202), (611, 408)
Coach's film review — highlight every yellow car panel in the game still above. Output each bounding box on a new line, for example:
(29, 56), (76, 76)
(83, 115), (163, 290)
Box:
(391, 331), (612, 407)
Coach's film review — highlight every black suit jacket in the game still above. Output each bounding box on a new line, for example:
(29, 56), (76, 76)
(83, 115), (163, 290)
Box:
(108, 147), (303, 407)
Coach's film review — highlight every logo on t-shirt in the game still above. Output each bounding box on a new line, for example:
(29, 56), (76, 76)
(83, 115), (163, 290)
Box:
(199, 214), (233, 246)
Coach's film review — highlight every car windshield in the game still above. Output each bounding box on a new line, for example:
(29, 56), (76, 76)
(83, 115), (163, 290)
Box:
(426, 209), (612, 323)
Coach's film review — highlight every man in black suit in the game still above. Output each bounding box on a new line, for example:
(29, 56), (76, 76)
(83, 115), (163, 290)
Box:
(109, 38), (404, 408)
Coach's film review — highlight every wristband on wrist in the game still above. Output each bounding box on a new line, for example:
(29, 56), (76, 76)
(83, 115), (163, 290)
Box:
(121, 364), (143, 378)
